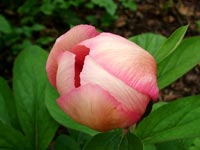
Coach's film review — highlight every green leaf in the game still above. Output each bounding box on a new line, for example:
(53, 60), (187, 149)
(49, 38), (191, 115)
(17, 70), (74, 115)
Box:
(54, 134), (80, 150)
(83, 131), (121, 150)
(144, 138), (200, 150)
(158, 36), (200, 89)
(119, 132), (143, 150)
(17, 0), (37, 14)
(36, 37), (54, 46)
(100, 12), (117, 27)
(154, 25), (188, 63)
(155, 139), (193, 150)
(190, 137), (200, 150)
(144, 144), (157, 150)
(0, 77), (19, 128)
(31, 24), (45, 31)
(86, 15), (98, 26)
(91, 0), (117, 15)
(84, 130), (143, 150)
(67, 129), (92, 149)
(40, 2), (54, 15)
(156, 141), (183, 150)
(0, 78), (10, 125)
(119, 0), (137, 11)
(0, 121), (30, 149)
(129, 33), (167, 55)
(136, 95), (200, 144)
(45, 84), (98, 136)
(13, 45), (59, 149)
(62, 10), (82, 26)
(0, 15), (12, 34)
(152, 102), (168, 111)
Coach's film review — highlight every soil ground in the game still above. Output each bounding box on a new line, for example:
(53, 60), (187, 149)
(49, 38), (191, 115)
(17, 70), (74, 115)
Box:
(1, 0), (200, 101)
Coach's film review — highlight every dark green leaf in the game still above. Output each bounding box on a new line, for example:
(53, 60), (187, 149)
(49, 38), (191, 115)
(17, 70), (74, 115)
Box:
(155, 139), (193, 150)
(152, 102), (167, 111)
(156, 141), (183, 150)
(0, 77), (19, 128)
(84, 130), (143, 150)
(40, 3), (54, 15)
(86, 15), (98, 26)
(154, 25), (188, 63)
(17, 0), (37, 14)
(54, 134), (80, 150)
(144, 138), (200, 150)
(36, 37), (54, 46)
(100, 13), (117, 27)
(13, 45), (59, 149)
(129, 33), (166, 56)
(136, 95), (200, 144)
(158, 36), (200, 89)
(190, 137), (200, 150)
(31, 24), (45, 31)
(119, 0), (137, 11)
(83, 130), (121, 150)
(0, 15), (12, 34)
(91, 0), (117, 15)
(119, 132), (143, 150)
(0, 121), (30, 149)
(63, 11), (82, 26)
(45, 84), (98, 136)
(68, 129), (92, 149)
(144, 144), (157, 150)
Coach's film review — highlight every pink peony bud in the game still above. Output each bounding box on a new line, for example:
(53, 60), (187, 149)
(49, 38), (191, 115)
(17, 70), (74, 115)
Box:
(46, 25), (159, 132)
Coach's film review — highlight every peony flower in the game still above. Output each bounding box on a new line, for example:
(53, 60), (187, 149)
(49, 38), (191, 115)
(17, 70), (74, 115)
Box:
(46, 25), (159, 132)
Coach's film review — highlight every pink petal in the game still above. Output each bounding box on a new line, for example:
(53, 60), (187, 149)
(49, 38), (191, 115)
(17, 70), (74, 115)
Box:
(80, 33), (159, 100)
(56, 51), (75, 95)
(71, 45), (90, 87)
(57, 84), (141, 131)
(80, 56), (150, 116)
(46, 25), (99, 88)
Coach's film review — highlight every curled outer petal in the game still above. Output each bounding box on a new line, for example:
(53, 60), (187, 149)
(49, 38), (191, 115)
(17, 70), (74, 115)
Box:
(80, 56), (150, 115)
(46, 25), (99, 88)
(57, 84), (141, 132)
(80, 33), (158, 100)
(56, 51), (75, 95)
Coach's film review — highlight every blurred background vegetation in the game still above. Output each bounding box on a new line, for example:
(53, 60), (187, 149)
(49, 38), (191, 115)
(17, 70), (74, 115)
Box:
(0, 0), (200, 100)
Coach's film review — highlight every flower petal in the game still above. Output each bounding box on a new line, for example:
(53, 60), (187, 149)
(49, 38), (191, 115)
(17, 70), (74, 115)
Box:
(80, 56), (150, 116)
(46, 25), (99, 88)
(71, 45), (90, 87)
(80, 33), (158, 100)
(57, 84), (140, 131)
(56, 51), (75, 95)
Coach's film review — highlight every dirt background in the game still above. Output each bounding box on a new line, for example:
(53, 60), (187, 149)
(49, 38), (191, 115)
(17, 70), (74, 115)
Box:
(1, 0), (200, 101)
